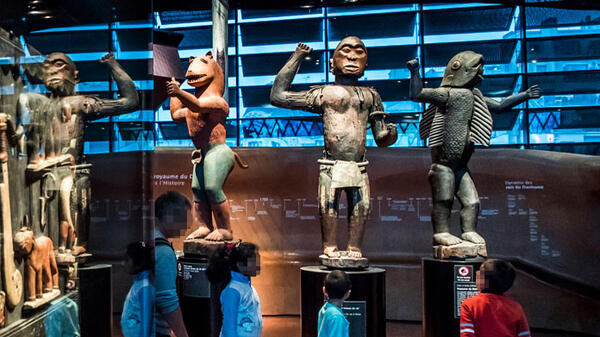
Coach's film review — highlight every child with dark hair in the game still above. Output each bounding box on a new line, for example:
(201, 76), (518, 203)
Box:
(318, 270), (352, 337)
(207, 241), (262, 337)
(460, 259), (530, 337)
(121, 241), (154, 337)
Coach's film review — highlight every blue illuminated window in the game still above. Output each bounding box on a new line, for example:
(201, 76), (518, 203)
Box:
(18, 2), (600, 155)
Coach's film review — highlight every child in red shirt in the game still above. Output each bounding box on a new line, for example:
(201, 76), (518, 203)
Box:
(460, 259), (531, 337)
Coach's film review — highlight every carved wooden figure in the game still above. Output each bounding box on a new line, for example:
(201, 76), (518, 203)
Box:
(167, 51), (247, 242)
(14, 228), (59, 301)
(270, 38), (397, 266)
(17, 52), (139, 256)
(407, 53), (540, 256)
(0, 114), (23, 309)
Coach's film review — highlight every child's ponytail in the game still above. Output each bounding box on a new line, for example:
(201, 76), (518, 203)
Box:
(206, 241), (258, 286)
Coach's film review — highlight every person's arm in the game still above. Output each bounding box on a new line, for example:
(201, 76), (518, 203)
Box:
(220, 287), (241, 337)
(516, 305), (531, 337)
(155, 245), (189, 337)
(460, 302), (476, 337)
(484, 85), (540, 113)
(141, 284), (155, 337)
(270, 42), (317, 113)
(407, 58), (448, 106)
(162, 307), (189, 337)
(82, 53), (139, 120)
(369, 90), (397, 147)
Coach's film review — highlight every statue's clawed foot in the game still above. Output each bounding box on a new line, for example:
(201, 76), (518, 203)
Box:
(72, 246), (86, 256)
(461, 231), (486, 244)
(204, 229), (233, 241)
(346, 247), (363, 259)
(323, 246), (340, 258)
(186, 226), (211, 240)
(433, 232), (463, 246)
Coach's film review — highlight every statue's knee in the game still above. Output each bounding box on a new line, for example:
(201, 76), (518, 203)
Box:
(432, 199), (454, 210)
(350, 201), (370, 218)
(320, 203), (337, 217)
(324, 207), (338, 217)
(204, 184), (225, 204)
(462, 201), (480, 213)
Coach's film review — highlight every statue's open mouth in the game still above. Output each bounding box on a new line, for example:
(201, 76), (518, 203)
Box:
(186, 74), (206, 84)
(344, 64), (359, 71)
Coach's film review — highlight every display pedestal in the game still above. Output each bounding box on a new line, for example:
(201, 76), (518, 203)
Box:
(300, 266), (385, 337)
(79, 264), (112, 337)
(177, 255), (221, 337)
(422, 257), (483, 337)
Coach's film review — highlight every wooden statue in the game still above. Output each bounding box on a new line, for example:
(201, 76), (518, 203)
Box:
(14, 228), (59, 302)
(270, 38), (397, 268)
(167, 51), (247, 242)
(18, 52), (139, 256)
(407, 53), (540, 258)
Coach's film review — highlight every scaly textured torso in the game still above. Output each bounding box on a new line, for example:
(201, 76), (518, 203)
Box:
(432, 88), (474, 168)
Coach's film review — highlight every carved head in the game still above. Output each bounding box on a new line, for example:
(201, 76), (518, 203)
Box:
(185, 51), (224, 93)
(14, 228), (34, 255)
(330, 36), (368, 78)
(43, 52), (79, 97)
(440, 51), (484, 88)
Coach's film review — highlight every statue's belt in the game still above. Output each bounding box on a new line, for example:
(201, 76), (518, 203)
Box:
(191, 149), (203, 165)
(318, 159), (368, 189)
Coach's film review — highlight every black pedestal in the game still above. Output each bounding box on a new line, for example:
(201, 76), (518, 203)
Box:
(301, 266), (385, 337)
(79, 264), (112, 337)
(422, 257), (483, 337)
(177, 255), (219, 337)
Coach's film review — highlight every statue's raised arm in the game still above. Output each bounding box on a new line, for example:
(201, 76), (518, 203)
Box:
(77, 52), (139, 120)
(270, 42), (321, 113)
(407, 58), (449, 106)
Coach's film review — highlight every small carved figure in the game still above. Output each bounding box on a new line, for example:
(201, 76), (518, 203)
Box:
(18, 52), (139, 255)
(407, 52), (540, 251)
(0, 114), (23, 309)
(0, 291), (5, 328)
(167, 51), (247, 242)
(14, 228), (59, 301)
(270, 38), (397, 262)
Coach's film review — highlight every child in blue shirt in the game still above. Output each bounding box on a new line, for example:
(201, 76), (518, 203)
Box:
(318, 270), (352, 337)
(207, 241), (262, 337)
(121, 241), (154, 337)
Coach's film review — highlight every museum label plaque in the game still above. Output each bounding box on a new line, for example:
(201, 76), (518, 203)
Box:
(453, 265), (479, 318)
(342, 301), (367, 337)
(178, 260), (210, 298)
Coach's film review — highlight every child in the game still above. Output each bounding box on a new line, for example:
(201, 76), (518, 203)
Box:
(121, 241), (155, 337)
(318, 270), (352, 337)
(460, 259), (530, 337)
(207, 241), (262, 337)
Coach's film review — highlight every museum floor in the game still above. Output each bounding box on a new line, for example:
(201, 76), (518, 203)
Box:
(112, 315), (594, 337)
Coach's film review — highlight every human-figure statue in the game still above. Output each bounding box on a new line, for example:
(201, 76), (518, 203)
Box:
(18, 52), (139, 255)
(167, 51), (247, 242)
(270, 38), (397, 263)
(407, 52), (540, 253)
